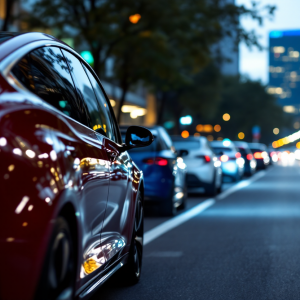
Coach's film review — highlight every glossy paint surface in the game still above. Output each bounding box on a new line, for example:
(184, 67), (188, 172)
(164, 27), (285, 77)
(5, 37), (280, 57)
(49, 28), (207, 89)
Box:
(0, 34), (142, 300)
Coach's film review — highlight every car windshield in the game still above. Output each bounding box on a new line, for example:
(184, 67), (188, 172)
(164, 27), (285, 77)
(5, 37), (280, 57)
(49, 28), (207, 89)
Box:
(172, 141), (200, 150)
(250, 148), (263, 153)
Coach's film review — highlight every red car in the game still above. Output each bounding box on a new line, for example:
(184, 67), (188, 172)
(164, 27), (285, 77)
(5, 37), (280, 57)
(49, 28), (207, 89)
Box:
(0, 32), (153, 300)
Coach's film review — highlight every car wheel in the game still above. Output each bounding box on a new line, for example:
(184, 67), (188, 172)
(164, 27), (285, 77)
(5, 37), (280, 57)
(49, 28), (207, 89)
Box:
(35, 217), (75, 300)
(121, 191), (144, 285)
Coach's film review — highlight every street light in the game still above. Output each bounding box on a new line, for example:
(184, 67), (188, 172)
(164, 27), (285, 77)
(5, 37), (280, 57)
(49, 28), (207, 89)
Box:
(238, 132), (245, 139)
(180, 115), (192, 125)
(181, 130), (189, 138)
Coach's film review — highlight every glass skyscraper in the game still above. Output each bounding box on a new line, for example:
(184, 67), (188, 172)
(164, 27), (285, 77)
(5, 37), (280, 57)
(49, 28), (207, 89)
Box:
(268, 30), (300, 115)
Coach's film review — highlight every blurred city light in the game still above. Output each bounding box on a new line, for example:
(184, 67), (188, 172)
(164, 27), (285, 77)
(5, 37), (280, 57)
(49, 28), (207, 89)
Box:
(220, 154), (229, 162)
(181, 130), (189, 138)
(223, 138), (231, 146)
(223, 113), (230, 121)
(110, 99), (116, 107)
(238, 132), (245, 139)
(273, 129), (300, 148)
(294, 122), (300, 129)
(196, 124), (203, 132)
(207, 135), (214, 141)
(204, 125), (213, 132)
(180, 115), (192, 125)
(296, 142), (300, 149)
(129, 14), (141, 24)
(273, 128), (279, 135)
(194, 133), (200, 137)
(214, 124), (221, 132)
(80, 51), (94, 64)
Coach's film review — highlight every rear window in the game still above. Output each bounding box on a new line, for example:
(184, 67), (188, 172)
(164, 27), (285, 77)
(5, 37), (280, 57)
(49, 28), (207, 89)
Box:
(173, 141), (200, 150)
(211, 147), (232, 154)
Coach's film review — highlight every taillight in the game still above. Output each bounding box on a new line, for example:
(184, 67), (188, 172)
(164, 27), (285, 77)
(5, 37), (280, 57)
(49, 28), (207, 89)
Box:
(204, 155), (211, 162)
(270, 151), (276, 157)
(220, 155), (229, 162)
(235, 152), (241, 158)
(254, 152), (262, 159)
(142, 157), (168, 166)
(247, 154), (253, 160)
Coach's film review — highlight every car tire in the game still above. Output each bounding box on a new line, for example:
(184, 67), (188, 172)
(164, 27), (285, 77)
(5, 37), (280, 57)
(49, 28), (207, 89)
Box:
(35, 217), (75, 300)
(120, 191), (144, 285)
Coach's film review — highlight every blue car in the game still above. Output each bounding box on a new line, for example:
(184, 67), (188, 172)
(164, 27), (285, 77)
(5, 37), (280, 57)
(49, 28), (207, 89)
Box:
(120, 126), (187, 216)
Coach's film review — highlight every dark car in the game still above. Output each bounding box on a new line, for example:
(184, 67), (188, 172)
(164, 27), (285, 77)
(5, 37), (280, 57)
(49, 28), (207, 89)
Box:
(0, 32), (153, 300)
(120, 126), (187, 216)
(248, 142), (270, 169)
(233, 141), (257, 176)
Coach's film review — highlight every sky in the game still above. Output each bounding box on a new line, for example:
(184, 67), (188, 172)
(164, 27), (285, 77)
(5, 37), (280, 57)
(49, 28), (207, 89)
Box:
(238, 0), (300, 84)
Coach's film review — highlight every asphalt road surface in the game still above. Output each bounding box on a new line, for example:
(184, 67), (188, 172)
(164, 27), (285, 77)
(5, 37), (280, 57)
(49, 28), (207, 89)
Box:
(92, 163), (300, 300)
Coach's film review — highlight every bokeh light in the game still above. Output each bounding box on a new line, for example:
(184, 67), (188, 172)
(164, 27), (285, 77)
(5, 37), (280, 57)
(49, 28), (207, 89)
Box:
(129, 14), (141, 24)
(207, 135), (214, 141)
(196, 124), (203, 132)
(194, 132), (200, 137)
(214, 124), (221, 132)
(238, 132), (245, 139)
(273, 128), (279, 135)
(223, 113), (230, 121)
(181, 130), (189, 138)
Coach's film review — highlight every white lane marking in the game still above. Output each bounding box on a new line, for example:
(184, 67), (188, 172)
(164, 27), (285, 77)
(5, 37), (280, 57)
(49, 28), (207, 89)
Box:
(144, 199), (215, 245)
(144, 170), (266, 245)
(217, 170), (266, 200)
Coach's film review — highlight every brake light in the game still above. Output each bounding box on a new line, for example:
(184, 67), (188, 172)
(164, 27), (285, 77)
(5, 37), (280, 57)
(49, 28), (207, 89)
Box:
(270, 151), (276, 157)
(235, 152), (241, 158)
(143, 157), (168, 166)
(220, 155), (229, 162)
(246, 154), (253, 160)
(204, 155), (211, 162)
(254, 152), (262, 159)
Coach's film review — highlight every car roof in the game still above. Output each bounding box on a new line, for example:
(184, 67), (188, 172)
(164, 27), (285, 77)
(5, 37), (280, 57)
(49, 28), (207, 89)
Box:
(233, 141), (250, 147)
(0, 31), (71, 62)
(248, 143), (267, 149)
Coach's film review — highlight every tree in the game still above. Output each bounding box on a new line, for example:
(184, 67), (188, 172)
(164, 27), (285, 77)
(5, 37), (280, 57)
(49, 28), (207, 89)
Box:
(213, 76), (291, 143)
(22, 0), (276, 122)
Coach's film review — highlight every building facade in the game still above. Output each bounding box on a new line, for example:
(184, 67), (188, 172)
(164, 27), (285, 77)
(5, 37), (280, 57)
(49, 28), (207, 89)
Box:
(268, 30), (300, 115)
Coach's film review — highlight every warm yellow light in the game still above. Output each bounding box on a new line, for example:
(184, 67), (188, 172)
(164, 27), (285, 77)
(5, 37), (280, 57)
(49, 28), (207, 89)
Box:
(296, 142), (300, 149)
(196, 124), (203, 132)
(194, 132), (200, 137)
(83, 258), (101, 274)
(294, 122), (300, 129)
(129, 14), (141, 24)
(217, 137), (223, 141)
(214, 124), (221, 132)
(110, 99), (116, 107)
(223, 113), (230, 121)
(207, 135), (214, 141)
(181, 130), (189, 138)
(272, 141), (278, 148)
(204, 124), (213, 132)
(238, 132), (245, 139)
(273, 128), (279, 135)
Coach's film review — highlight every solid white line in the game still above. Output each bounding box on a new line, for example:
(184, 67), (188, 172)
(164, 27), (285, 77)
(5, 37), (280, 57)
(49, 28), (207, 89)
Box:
(144, 199), (215, 245)
(144, 170), (266, 246)
(217, 170), (266, 200)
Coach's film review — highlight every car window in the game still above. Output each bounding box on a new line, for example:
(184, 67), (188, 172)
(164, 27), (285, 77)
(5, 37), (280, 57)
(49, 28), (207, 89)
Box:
(211, 147), (233, 155)
(237, 147), (250, 155)
(61, 49), (112, 138)
(82, 64), (116, 142)
(11, 47), (84, 123)
(159, 128), (173, 150)
(173, 141), (200, 150)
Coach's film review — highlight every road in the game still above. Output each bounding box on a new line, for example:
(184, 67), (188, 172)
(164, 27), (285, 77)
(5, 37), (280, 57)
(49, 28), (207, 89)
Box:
(92, 163), (300, 300)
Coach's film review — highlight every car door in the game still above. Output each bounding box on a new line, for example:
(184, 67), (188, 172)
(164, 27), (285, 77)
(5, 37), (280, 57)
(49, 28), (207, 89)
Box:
(82, 65), (132, 266)
(12, 46), (111, 287)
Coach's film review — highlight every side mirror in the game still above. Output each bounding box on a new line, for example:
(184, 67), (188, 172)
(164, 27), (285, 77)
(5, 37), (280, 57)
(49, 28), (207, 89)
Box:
(124, 126), (154, 150)
(178, 149), (189, 157)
